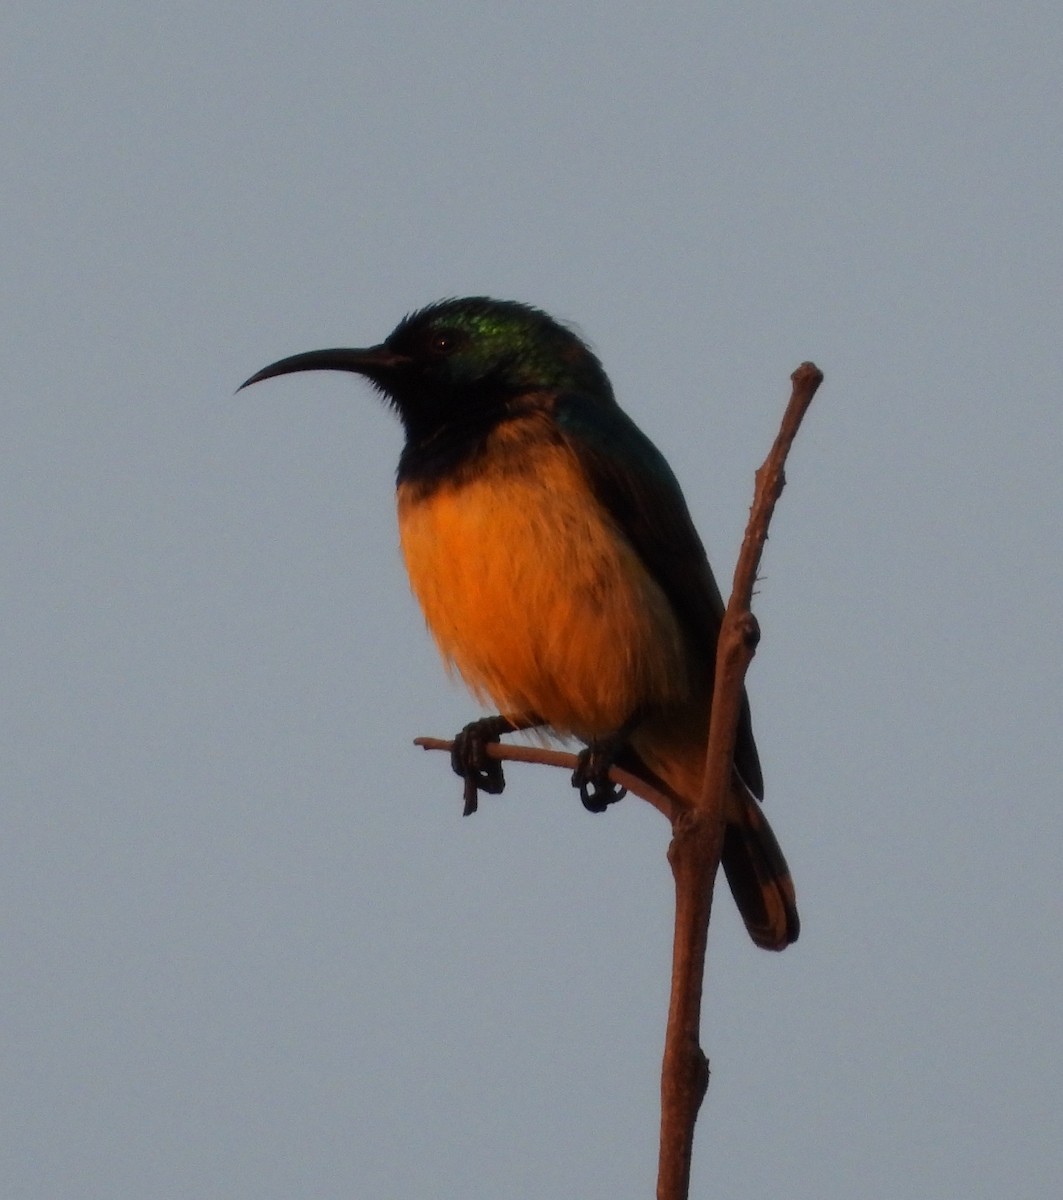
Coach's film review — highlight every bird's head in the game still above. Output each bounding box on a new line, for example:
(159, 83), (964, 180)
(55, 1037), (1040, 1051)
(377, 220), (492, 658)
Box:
(239, 297), (615, 442)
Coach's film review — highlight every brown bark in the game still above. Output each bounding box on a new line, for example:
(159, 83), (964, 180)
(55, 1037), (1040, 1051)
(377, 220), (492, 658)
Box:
(416, 362), (823, 1199)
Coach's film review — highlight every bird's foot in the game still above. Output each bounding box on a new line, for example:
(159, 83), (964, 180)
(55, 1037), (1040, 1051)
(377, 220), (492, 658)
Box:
(572, 734), (628, 813)
(451, 716), (510, 815)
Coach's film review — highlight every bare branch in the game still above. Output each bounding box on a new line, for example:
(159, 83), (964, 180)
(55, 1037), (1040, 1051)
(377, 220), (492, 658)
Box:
(413, 362), (822, 1200)
(657, 361), (822, 1200)
(414, 737), (679, 822)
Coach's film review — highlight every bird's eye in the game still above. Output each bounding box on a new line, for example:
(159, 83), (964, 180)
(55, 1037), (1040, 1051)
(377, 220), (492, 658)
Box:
(428, 330), (458, 355)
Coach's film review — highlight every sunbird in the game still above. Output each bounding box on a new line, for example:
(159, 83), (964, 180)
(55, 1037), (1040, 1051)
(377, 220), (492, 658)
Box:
(241, 297), (799, 949)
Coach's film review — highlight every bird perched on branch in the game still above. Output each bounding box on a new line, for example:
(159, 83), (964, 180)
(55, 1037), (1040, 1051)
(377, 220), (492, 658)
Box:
(241, 297), (799, 950)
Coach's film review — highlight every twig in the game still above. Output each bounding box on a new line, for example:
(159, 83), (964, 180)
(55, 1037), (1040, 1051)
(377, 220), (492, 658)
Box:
(415, 362), (822, 1200)
(413, 737), (679, 822)
(657, 361), (822, 1200)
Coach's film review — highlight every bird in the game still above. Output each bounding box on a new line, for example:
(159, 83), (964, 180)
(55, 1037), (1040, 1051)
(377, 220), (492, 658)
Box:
(240, 297), (799, 950)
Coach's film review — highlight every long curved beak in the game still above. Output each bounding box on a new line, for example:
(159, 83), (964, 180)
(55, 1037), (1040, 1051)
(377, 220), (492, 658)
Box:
(238, 345), (408, 392)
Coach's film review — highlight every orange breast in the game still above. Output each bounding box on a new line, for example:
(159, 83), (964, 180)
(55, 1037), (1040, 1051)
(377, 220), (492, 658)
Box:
(396, 432), (691, 738)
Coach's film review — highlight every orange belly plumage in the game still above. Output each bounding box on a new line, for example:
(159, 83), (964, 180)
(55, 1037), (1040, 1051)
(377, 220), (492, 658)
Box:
(396, 436), (689, 739)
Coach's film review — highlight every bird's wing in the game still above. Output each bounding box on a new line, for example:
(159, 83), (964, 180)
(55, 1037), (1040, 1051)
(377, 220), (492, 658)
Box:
(555, 393), (764, 798)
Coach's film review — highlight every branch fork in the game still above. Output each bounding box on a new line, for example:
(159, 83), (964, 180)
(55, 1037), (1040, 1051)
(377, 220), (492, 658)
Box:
(416, 362), (822, 1199)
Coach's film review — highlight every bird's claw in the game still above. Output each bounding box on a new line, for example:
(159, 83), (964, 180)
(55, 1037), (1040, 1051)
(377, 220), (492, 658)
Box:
(451, 719), (507, 815)
(572, 743), (627, 813)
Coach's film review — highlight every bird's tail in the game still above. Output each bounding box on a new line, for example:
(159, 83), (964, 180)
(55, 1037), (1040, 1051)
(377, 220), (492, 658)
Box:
(720, 782), (800, 950)
(623, 737), (799, 951)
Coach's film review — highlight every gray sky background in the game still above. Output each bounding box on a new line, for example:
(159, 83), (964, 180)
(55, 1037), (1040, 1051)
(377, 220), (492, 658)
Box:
(4, 4), (1061, 1197)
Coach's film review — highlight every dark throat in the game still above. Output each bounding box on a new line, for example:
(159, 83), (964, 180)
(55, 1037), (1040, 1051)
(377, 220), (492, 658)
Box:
(396, 388), (560, 496)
